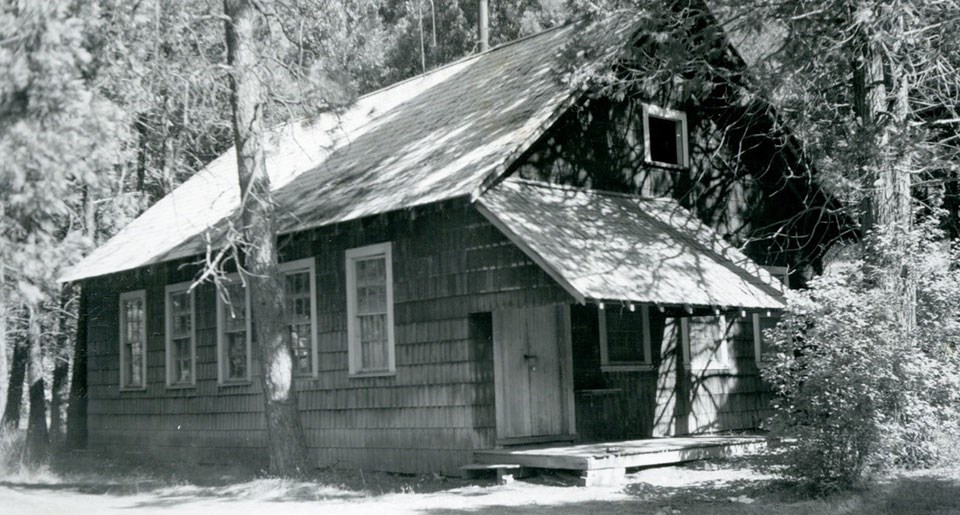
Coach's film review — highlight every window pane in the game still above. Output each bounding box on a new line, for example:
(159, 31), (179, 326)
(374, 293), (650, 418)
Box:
(129, 340), (143, 386)
(173, 338), (192, 383)
(606, 310), (645, 362)
(359, 313), (388, 370)
(356, 257), (385, 287)
(289, 323), (312, 374)
(648, 115), (681, 165)
(283, 269), (313, 374)
(227, 332), (247, 380)
(689, 316), (727, 368)
(221, 282), (248, 381)
(758, 315), (779, 357)
(123, 297), (145, 387)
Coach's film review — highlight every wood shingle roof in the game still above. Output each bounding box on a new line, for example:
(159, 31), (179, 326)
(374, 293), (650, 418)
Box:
(477, 179), (785, 309)
(61, 17), (639, 283)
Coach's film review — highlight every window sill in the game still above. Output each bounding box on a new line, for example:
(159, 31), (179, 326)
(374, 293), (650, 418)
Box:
(119, 386), (147, 392)
(165, 384), (196, 390)
(601, 363), (654, 373)
(218, 380), (253, 388)
(643, 159), (688, 171)
(349, 370), (396, 379)
(691, 366), (734, 374)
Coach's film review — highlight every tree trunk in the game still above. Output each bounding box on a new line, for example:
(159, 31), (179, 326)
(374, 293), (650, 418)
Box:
(65, 286), (88, 450)
(853, 39), (915, 333)
(223, 0), (311, 477)
(0, 292), (7, 421)
(50, 288), (74, 447)
(1, 319), (27, 430)
(24, 304), (49, 463)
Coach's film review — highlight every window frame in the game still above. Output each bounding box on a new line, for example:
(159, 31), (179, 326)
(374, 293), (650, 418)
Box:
(598, 304), (653, 372)
(279, 257), (319, 378)
(682, 314), (732, 372)
(642, 103), (689, 168)
(345, 242), (396, 377)
(216, 273), (253, 385)
(164, 281), (197, 388)
(119, 289), (148, 391)
(753, 312), (781, 364)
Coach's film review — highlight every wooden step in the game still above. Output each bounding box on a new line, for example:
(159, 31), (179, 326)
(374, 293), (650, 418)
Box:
(460, 463), (525, 484)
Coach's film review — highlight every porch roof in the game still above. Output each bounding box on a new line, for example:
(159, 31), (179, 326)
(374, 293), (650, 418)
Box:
(477, 179), (785, 310)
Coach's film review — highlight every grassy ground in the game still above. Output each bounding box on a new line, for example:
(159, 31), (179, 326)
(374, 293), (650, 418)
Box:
(1, 442), (960, 514)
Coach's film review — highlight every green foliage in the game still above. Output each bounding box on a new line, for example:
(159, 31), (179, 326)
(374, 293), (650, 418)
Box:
(762, 216), (960, 493)
(1, 0), (132, 305)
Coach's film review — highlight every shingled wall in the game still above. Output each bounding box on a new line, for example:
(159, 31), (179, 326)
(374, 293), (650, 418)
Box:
(82, 199), (570, 475)
(570, 305), (773, 442)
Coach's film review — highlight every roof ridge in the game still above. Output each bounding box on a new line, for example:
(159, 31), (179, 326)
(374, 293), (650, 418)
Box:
(264, 21), (579, 139)
(350, 21), (575, 105)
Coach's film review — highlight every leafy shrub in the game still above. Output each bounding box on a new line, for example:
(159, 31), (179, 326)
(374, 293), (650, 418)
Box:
(761, 220), (960, 493)
(0, 428), (26, 473)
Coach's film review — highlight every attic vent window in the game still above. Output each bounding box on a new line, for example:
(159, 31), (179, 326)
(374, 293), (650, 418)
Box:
(642, 104), (688, 168)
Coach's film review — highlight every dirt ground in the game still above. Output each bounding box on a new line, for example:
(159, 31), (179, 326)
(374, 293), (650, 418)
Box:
(2, 451), (960, 515)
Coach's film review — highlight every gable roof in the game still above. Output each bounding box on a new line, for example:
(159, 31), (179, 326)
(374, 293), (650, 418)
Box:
(60, 17), (639, 283)
(478, 179), (784, 309)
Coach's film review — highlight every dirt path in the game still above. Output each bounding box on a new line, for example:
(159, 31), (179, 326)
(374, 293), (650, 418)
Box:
(3, 457), (960, 515)
(1, 480), (638, 515)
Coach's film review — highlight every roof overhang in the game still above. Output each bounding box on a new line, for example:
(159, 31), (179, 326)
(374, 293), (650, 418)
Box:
(476, 179), (785, 311)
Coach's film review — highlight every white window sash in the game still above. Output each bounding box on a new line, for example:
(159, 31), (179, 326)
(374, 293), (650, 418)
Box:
(280, 257), (319, 377)
(345, 242), (396, 377)
(599, 303), (653, 372)
(216, 274), (252, 384)
(642, 103), (689, 168)
(164, 281), (196, 388)
(685, 314), (733, 372)
(119, 290), (147, 390)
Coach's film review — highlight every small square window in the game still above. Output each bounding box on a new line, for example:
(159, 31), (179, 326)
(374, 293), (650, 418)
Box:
(642, 104), (688, 167)
(165, 282), (196, 388)
(599, 304), (652, 371)
(119, 290), (147, 390)
(345, 242), (395, 377)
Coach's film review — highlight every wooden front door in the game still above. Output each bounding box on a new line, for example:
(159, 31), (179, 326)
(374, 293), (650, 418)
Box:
(492, 304), (575, 443)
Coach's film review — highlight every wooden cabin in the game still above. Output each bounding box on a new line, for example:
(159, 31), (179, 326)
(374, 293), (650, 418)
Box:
(61, 15), (837, 475)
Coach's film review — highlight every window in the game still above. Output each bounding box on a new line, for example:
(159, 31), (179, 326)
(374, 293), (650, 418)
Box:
(165, 282), (196, 387)
(642, 104), (688, 167)
(682, 315), (731, 371)
(119, 290), (147, 389)
(345, 242), (395, 376)
(599, 304), (652, 371)
(280, 258), (318, 377)
(217, 276), (251, 383)
(753, 312), (779, 363)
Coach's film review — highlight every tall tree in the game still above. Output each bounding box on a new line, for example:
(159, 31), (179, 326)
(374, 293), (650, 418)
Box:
(49, 289), (74, 446)
(1, 318), (26, 429)
(223, 0), (311, 476)
(23, 305), (48, 462)
(738, 0), (960, 331)
(1, 0), (130, 453)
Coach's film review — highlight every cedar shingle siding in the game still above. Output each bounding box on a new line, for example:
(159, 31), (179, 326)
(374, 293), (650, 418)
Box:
(84, 202), (568, 474)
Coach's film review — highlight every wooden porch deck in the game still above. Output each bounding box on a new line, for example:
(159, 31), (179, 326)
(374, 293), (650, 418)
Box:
(473, 434), (769, 486)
